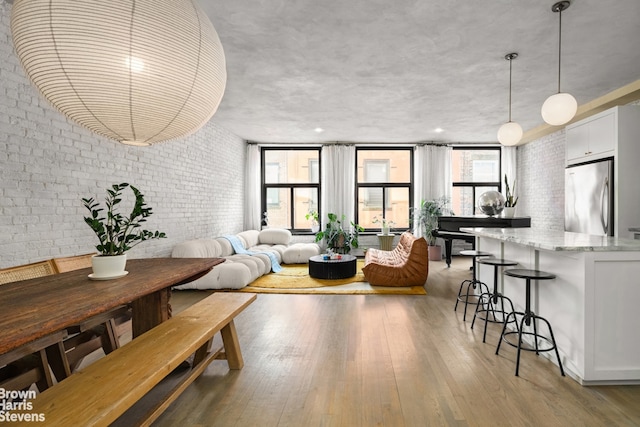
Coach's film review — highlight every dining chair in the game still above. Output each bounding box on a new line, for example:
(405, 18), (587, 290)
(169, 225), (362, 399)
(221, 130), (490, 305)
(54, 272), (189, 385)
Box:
(0, 260), (71, 391)
(51, 253), (132, 372)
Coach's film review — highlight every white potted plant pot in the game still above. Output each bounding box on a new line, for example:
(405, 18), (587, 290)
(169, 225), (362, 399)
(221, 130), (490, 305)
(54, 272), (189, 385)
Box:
(91, 254), (128, 280)
(502, 207), (516, 218)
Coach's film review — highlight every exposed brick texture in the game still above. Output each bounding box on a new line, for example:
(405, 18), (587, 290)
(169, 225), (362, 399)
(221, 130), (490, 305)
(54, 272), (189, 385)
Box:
(516, 130), (566, 231)
(0, 3), (245, 268)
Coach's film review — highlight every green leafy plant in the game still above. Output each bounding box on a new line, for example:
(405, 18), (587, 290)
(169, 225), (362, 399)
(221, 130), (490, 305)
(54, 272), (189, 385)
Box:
(413, 197), (453, 246)
(314, 213), (364, 254)
(504, 174), (518, 207)
(372, 216), (396, 229)
(82, 183), (166, 255)
(305, 210), (319, 224)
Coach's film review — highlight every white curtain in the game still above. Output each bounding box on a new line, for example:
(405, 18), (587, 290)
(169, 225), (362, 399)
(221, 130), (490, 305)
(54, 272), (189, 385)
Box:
(501, 145), (517, 190)
(413, 144), (452, 237)
(244, 144), (262, 230)
(321, 144), (355, 226)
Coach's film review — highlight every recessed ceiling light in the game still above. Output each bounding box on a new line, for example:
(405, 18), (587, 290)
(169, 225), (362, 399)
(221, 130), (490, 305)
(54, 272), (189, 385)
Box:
(434, 127), (444, 133)
(314, 127), (324, 133)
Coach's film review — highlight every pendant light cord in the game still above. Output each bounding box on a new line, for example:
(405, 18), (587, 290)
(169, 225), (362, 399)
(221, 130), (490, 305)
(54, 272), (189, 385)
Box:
(508, 57), (513, 122)
(557, 7), (563, 93)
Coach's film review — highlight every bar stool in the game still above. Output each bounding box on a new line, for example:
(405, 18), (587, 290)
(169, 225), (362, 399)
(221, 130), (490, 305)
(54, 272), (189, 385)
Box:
(496, 269), (565, 377)
(455, 250), (492, 321)
(471, 258), (518, 343)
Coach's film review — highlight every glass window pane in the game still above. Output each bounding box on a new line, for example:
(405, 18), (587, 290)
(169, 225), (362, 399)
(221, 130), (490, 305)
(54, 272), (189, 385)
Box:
(264, 150), (319, 184)
(293, 187), (319, 229)
(451, 149), (500, 183)
(265, 188), (290, 228)
(359, 187), (383, 211)
(452, 187), (473, 216)
(357, 150), (411, 183)
(386, 187), (410, 229)
(358, 187), (383, 228)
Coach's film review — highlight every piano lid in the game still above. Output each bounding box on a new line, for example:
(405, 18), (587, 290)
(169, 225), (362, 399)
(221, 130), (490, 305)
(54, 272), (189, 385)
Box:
(437, 216), (531, 232)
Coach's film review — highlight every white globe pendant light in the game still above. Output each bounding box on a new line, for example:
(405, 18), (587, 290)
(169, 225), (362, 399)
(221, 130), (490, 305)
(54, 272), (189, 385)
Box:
(11, 0), (227, 146)
(541, 92), (578, 126)
(497, 53), (523, 146)
(541, 1), (577, 126)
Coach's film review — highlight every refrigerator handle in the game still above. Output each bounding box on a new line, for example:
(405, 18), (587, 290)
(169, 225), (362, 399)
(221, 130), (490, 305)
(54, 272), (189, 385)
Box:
(600, 176), (609, 234)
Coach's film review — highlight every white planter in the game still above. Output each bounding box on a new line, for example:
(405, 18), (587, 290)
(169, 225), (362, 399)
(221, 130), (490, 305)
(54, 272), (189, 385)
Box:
(502, 207), (516, 218)
(91, 254), (128, 279)
(381, 226), (390, 235)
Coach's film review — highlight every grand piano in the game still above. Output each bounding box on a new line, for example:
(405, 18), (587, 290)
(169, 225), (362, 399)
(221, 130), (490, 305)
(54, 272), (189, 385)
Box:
(433, 215), (531, 267)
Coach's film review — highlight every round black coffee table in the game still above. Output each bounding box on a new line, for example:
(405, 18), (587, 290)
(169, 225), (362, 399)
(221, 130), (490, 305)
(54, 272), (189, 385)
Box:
(308, 254), (357, 279)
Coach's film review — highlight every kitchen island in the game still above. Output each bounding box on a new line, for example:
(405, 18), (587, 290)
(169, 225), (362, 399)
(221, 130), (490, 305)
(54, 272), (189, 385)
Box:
(461, 227), (640, 385)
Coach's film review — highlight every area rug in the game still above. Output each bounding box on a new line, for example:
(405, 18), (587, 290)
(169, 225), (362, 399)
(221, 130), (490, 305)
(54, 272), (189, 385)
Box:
(238, 260), (426, 295)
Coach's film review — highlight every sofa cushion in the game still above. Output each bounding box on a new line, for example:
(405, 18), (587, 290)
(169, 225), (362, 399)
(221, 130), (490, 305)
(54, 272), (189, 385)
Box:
(172, 262), (251, 290)
(214, 237), (235, 256)
(258, 228), (291, 245)
(250, 244), (285, 263)
(237, 230), (260, 249)
(283, 243), (321, 264)
(171, 239), (222, 258)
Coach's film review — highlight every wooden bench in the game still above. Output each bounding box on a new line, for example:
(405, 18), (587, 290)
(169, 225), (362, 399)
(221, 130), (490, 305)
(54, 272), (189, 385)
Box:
(13, 292), (257, 427)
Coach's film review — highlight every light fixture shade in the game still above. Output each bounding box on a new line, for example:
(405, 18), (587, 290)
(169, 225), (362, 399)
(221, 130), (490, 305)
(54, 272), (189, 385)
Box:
(541, 92), (578, 126)
(497, 121), (523, 146)
(11, 0), (226, 146)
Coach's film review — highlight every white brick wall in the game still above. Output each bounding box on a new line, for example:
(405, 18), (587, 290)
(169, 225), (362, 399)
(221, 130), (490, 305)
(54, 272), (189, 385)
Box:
(517, 130), (566, 231)
(0, 3), (246, 268)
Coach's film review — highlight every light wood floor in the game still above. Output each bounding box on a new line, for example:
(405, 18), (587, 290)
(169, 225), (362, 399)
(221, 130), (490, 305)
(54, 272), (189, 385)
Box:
(154, 257), (640, 427)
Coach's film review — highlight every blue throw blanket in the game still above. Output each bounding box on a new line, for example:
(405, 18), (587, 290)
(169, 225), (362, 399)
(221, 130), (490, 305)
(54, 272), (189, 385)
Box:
(223, 235), (282, 273)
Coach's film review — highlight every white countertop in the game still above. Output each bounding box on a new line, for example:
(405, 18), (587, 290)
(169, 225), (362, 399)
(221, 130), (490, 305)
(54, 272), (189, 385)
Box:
(460, 227), (640, 252)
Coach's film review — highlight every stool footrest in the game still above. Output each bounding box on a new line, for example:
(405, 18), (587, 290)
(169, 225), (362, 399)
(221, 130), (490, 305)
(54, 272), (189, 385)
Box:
(500, 331), (557, 353)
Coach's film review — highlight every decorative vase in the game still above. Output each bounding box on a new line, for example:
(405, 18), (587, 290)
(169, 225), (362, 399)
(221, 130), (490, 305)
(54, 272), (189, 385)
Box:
(428, 245), (442, 261)
(502, 207), (516, 218)
(381, 225), (390, 235)
(311, 222), (320, 233)
(91, 254), (128, 279)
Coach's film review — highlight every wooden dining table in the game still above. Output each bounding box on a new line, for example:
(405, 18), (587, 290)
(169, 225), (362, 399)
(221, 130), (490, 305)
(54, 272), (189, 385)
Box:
(0, 257), (224, 356)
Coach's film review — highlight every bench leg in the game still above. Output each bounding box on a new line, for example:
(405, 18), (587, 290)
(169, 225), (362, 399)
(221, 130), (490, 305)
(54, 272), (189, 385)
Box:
(220, 320), (244, 370)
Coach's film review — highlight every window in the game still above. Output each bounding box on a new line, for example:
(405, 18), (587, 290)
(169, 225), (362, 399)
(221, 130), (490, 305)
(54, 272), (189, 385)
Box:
(451, 147), (501, 216)
(356, 148), (412, 231)
(262, 148), (320, 232)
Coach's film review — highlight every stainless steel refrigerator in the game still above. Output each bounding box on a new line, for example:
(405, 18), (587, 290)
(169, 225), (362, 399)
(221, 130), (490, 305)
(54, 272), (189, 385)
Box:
(565, 158), (614, 236)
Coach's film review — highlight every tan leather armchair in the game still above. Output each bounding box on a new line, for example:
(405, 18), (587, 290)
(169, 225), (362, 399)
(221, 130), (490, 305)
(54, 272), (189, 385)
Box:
(362, 231), (429, 287)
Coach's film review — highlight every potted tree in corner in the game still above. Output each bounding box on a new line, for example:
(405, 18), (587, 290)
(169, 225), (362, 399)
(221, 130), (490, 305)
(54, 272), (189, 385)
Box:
(82, 183), (166, 279)
(414, 197), (452, 261)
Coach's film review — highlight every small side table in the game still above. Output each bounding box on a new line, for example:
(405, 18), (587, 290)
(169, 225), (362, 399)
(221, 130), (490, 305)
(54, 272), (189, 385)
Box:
(309, 255), (357, 279)
(377, 233), (395, 251)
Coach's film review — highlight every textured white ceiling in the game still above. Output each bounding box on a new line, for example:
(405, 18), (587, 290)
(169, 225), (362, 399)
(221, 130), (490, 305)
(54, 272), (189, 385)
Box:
(199, 0), (640, 144)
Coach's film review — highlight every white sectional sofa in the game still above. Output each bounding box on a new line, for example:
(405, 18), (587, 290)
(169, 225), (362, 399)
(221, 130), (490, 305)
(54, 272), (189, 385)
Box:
(172, 228), (320, 290)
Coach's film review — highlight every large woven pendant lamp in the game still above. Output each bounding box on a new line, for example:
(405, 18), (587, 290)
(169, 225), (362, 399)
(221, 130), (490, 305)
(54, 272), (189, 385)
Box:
(11, 0), (226, 146)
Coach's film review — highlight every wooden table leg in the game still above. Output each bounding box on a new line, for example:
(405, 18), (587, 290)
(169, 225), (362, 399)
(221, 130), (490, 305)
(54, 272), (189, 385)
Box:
(131, 288), (172, 338)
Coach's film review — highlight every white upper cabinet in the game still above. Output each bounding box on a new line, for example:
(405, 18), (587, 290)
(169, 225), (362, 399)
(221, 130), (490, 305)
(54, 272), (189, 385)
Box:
(566, 109), (616, 165)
